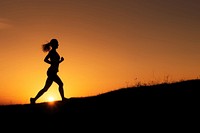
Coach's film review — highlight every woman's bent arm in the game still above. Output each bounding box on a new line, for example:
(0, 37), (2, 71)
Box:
(44, 53), (51, 64)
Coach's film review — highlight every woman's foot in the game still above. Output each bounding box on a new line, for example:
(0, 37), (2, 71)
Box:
(62, 97), (68, 102)
(30, 98), (35, 104)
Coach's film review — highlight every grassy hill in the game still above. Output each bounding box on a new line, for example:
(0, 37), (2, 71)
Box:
(0, 79), (199, 131)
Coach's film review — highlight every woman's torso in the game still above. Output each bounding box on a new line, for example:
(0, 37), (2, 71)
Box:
(47, 50), (60, 73)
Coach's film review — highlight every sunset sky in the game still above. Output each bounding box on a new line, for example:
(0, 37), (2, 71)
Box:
(0, 0), (200, 105)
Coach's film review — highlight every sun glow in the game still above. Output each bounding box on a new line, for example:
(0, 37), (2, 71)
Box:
(48, 96), (55, 102)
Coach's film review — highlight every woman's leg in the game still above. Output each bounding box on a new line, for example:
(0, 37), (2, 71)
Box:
(54, 75), (66, 100)
(30, 77), (53, 104)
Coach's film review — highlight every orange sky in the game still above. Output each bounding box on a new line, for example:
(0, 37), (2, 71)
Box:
(0, 0), (200, 105)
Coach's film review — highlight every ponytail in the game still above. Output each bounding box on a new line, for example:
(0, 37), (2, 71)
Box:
(42, 42), (51, 52)
(42, 39), (58, 52)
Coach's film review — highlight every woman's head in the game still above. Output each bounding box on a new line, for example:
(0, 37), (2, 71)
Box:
(42, 38), (59, 52)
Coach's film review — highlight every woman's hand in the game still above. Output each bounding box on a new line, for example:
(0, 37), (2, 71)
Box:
(60, 57), (64, 62)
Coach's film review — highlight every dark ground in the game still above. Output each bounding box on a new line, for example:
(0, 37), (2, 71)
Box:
(0, 79), (199, 131)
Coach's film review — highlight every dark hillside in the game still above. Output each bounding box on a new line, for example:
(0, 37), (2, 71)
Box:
(0, 79), (199, 130)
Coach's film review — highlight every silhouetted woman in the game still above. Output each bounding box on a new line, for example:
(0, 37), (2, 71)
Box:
(30, 38), (67, 104)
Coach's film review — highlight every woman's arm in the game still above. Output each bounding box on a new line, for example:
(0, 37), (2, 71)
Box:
(44, 53), (51, 64)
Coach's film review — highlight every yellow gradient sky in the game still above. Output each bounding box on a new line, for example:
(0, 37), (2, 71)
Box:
(0, 0), (200, 105)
